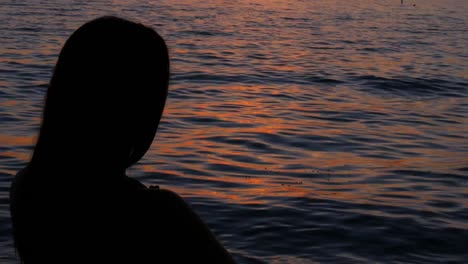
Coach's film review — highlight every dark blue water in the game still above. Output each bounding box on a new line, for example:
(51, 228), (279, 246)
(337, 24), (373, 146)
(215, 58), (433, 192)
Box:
(1, 0), (467, 263)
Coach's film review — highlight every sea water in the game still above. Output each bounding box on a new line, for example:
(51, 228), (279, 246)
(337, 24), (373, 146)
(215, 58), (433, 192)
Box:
(0, 0), (467, 263)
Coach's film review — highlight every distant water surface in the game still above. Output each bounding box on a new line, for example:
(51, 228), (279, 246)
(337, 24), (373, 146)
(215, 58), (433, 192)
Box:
(1, 0), (467, 263)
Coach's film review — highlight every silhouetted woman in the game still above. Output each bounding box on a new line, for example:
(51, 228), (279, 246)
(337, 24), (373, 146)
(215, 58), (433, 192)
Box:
(10, 16), (235, 263)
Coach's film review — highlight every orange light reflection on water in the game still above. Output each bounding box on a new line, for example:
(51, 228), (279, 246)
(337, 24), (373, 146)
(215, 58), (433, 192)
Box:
(144, 80), (468, 211)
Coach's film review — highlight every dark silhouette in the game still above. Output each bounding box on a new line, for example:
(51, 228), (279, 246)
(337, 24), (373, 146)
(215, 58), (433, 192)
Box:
(10, 16), (235, 263)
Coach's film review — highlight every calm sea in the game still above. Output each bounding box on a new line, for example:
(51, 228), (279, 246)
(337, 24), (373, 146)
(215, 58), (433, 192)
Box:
(1, 0), (467, 263)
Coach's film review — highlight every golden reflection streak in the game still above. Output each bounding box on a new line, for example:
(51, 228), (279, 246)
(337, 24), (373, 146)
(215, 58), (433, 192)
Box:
(0, 100), (18, 107)
(147, 81), (468, 210)
(0, 134), (34, 146)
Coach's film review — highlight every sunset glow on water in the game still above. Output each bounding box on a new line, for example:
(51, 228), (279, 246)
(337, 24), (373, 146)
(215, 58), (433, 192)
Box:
(1, 0), (467, 263)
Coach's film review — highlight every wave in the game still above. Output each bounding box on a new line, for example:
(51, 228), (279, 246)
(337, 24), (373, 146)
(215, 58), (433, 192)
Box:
(354, 75), (468, 97)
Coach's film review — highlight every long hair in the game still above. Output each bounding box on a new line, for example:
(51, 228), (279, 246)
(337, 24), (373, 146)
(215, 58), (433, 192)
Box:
(30, 16), (169, 173)
(11, 16), (170, 262)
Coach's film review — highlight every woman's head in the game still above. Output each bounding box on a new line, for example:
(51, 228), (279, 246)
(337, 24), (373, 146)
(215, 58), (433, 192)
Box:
(31, 16), (169, 173)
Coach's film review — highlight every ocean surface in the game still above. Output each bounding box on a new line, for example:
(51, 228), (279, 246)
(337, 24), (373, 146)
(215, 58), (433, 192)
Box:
(1, 0), (467, 263)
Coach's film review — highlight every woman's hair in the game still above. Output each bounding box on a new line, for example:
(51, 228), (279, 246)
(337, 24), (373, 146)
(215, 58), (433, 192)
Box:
(30, 16), (170, 173)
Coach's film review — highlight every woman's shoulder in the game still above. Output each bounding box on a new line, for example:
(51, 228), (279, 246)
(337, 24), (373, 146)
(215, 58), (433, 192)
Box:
(10, 166), (31, 198)
(135, 185), (191, 220)
(140, 186), (185, 204)
(136, 186), (235, 263)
